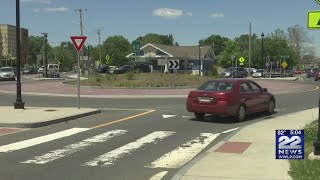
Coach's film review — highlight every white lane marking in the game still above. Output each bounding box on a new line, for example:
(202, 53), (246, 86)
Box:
(275, 109), (287, 111)
(146, 133), (220, 169)
(102, 108), (153, 111)
(21, 130), (127, 164)
(162, 115), (177, 119)
(182, 116), (193, 119)
(149, 171), (168, 180)
(222, 127), (239, 134)
(83, 131), (175, 167)
(0, 128), (89, 153)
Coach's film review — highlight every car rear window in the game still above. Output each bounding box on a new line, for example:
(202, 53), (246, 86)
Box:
(198, 81), (234, 91)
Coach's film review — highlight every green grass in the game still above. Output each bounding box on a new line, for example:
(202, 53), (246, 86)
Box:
(289, 120), (320, 180)
(67, 72), (224, 88)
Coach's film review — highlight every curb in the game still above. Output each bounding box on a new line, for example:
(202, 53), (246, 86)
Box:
(0, 109), (101, 128)
(59, 81), (198, 89)
(171, 107), (316, 180)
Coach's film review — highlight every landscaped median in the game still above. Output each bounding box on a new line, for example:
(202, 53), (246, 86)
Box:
(65, 73), (223, 88)
(289, 120), (320, 180)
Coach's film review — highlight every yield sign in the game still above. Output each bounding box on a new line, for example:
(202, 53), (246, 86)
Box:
(70, 36), (87, 53)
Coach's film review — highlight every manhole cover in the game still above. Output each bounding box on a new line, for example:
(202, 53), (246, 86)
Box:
(45, 109), (57, 112)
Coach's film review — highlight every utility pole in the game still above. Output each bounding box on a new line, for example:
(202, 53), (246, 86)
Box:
(97, 28), (103, 66)
(75, 8), (87, 74)
(42, 33), (48, 78)
(249, 22), (251, 74)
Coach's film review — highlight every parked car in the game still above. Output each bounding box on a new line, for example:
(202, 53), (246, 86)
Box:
(37, 66), (44, 74)
(222, 67), (248, 78)
(133, 63), (151, 73)
(112, 65), (131, 74)
(97, 66), (110, 74)
(294, 69), (302, 74)
(22, 67), (36, 75)
(307, 68), (318, 78)
(271, 68), (283, 78)
(186, 79), (275, 122)
(0, 67), (16, 81)
(43, 64), (60, 77)
(252, 69), (264, 78)
(314, 69), (320, 81)
(283, 70), (294, 77)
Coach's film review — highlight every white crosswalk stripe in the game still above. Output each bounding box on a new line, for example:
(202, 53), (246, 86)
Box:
(21, 130), (127, 164)
(0, 128), (89, 153)
(146, 133), (221, 169)
(82, 131), (175, 167)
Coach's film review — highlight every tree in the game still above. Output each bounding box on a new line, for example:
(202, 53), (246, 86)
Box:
(135, 33), (174, 46)
(287, 25), (312, 59)
(200, 35), (230, 56)
(27, 36), (45, 66)
(104, 35), (131, 66)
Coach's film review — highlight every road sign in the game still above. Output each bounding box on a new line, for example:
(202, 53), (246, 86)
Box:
(239, 57), (245, 66)
(168, 60), (179, 69)
(132, 41), (140, 53)
(316, 0), (320, 5)
(106, 54), (110, 64)
(266, 62), (269, 67)
(281, 61), (288, 69)
(70, 36), (87, 53)
(308, 11), (320, 29)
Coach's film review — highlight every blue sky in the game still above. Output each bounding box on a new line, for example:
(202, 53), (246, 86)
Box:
(1, 0), (320, 55)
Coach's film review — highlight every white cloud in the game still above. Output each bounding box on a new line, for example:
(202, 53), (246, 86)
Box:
(21, 0), (51, 4)
(208, 13), (224, 18)
(153, 8), (191, 19)
(32, 9), (41, 12)
(44, 7), (69, 12)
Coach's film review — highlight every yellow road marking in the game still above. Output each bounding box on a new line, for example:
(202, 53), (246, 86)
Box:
(92, 109), (156, 129)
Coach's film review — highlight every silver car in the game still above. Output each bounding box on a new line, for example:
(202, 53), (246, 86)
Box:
(0, 67), (16, 81)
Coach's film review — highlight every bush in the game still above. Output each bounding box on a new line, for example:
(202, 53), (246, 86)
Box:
(126, 71), (135, 80)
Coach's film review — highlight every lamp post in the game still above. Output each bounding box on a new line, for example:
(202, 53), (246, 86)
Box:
(261, 33), (264, 77)
(14, 0), (25, 109)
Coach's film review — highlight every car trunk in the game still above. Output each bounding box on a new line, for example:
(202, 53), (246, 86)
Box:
(188, 90), (232, 105)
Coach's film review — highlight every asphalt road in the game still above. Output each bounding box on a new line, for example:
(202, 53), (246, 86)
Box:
(0, 76), (319, 180)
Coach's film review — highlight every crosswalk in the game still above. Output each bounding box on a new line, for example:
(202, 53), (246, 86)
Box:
(0, 127), (227, 170)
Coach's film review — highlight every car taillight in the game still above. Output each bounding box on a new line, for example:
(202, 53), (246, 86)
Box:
(218, 94), (231, 102)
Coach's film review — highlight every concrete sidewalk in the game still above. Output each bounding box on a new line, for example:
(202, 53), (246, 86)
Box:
(0, 106), (101, 128)
(174, 107), (319, 180)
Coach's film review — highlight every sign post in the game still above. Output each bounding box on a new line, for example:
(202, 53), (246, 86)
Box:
(70, 36), (87, 109)
(307, 5), (320, 156)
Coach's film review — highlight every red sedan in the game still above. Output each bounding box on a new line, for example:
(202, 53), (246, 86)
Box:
(315, 69), (320, 81)
(294, 69), (302, 74)
(186, 79), (275, 122)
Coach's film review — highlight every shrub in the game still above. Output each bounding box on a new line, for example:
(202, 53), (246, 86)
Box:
(126, 71), (135, 80)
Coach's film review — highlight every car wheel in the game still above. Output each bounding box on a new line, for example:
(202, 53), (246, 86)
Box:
(235, 104), (246, 122)
(266, 99), (275, 115)
(194, 113), (205, 119)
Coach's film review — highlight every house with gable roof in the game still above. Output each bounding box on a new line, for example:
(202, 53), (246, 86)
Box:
(126, 43), (215, 75)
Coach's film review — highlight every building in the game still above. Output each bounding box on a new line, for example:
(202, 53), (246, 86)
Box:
(126, 43), (215, 75)
(0, 24), (28, 67)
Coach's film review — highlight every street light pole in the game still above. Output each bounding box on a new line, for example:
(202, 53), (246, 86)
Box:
(14, 0), (25, 109)
(261, 33), (264, 77)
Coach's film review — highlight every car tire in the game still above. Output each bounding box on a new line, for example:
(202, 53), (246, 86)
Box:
(194, 113), (205, 119)
(266, 98), (275, 115)
(235, 104), (246, 122)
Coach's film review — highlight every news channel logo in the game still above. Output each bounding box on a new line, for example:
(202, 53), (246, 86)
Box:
(276, 130), (304, 160)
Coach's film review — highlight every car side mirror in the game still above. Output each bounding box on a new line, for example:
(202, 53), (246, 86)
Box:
(262, 88), (268, 92)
